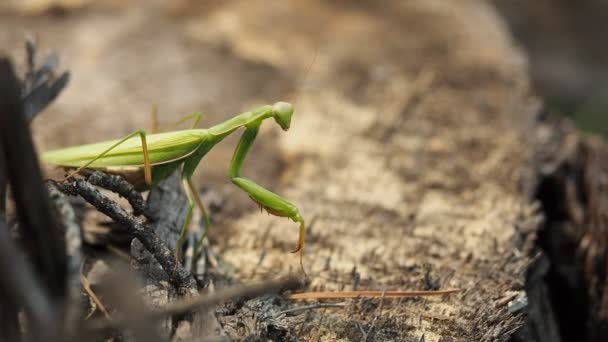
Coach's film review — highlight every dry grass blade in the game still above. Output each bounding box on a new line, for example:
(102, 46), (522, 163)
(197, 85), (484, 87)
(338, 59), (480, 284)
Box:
(160, 277), (302, 317)
(288, 289), (461, 300)
(276, 302), (348, 316)
(97, 261), (164, 342)
(85, 277), (302, 332)
(80, 267), (111, 320)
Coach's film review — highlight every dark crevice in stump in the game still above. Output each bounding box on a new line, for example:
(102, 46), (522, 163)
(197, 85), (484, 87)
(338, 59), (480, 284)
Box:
(535, 171), (589, 341)
(524, 116), (608, 342)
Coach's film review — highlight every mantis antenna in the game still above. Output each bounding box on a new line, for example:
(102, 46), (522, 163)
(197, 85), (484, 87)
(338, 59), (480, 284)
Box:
(294, 47), (317, 105)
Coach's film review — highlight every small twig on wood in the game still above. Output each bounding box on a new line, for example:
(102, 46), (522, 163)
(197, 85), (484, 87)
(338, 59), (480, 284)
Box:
(288, 288), (461, 300)
(52, 179), (198, 297)
(83, 170), (147, 216)
(276, 302), (348, 316)
(80, 263), (111, 321)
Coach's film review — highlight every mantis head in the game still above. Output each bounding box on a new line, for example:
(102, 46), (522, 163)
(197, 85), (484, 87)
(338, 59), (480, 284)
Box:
(272, 101), (294, 131)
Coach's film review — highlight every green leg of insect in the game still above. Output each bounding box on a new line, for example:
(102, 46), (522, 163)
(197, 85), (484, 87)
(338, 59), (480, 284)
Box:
(150, 106), (204, 133)
(188, 179), (212, 261)
(66, 129), (152, 185)
(158, 112), (204, 131)
(149, 105), (160, 133)
(228, 124), (306, 272)
(163, 112), (210, 261)
(175, 178), (211, 262)
(175, 178), (195, 262)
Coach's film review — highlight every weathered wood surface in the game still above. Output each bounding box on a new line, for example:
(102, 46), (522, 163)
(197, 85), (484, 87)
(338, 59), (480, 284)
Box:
(2, 1), (545, 340)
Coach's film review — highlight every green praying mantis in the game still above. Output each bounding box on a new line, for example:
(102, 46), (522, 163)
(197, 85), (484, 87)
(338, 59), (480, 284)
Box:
(41, 101), (306, 270)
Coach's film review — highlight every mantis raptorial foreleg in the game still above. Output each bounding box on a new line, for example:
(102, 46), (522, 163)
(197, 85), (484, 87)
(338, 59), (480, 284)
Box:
(228, 125), (306, 269)
(67, 129), (152, 185)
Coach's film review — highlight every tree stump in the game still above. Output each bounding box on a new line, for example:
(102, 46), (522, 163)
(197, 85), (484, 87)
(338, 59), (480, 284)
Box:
(5, 0), (606, 340)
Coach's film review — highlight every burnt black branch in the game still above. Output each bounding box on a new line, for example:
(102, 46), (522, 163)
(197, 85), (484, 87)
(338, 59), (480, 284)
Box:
(53, 179), (198, 297)
(0, 220), (60, 341)
(83, 170), (148, 216)
(21, 36), (70, 122)
(1, 37), (69, 218)
(0, 57), (67, 300)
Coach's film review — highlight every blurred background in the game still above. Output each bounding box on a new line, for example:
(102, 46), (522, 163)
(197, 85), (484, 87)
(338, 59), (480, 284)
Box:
(3, 0), (607, 137)
(494, 0), (608, 137)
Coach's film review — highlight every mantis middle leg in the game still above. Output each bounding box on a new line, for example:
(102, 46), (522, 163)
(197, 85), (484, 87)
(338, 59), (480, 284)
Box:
(174, 178), (211, 262)
(228, 125), (306, 270)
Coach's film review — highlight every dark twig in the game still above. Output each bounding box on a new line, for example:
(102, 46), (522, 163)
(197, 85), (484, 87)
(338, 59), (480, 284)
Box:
(83, 170), (147, 216)
(0, 295), (20, 342)
(0, 142), (6, 219)
(53, 179), (198, 297)
(1, 37), (69, 217)
(21, 36), (70, 122)
(0, 41), (69, 342)
(0, 151), (20, 340)
(46, 183), (83, 330)
(0, 57), (67, 299)
(0, 219), (59, 342)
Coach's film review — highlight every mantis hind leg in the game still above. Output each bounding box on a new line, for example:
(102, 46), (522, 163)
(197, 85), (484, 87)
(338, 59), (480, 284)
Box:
(66, 129), (152, 186)
(175, 178), (211, 261)
(175, 178), (195, 263)
(185, 178), (212, 260)
(149, 104), (160, 133)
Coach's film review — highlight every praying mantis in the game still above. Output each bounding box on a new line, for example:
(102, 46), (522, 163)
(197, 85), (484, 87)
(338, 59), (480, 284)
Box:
(42, 101), (306, 269)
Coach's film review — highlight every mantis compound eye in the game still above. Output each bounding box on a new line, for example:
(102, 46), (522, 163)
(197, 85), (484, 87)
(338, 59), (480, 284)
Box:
(272, 101), (294, 131)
